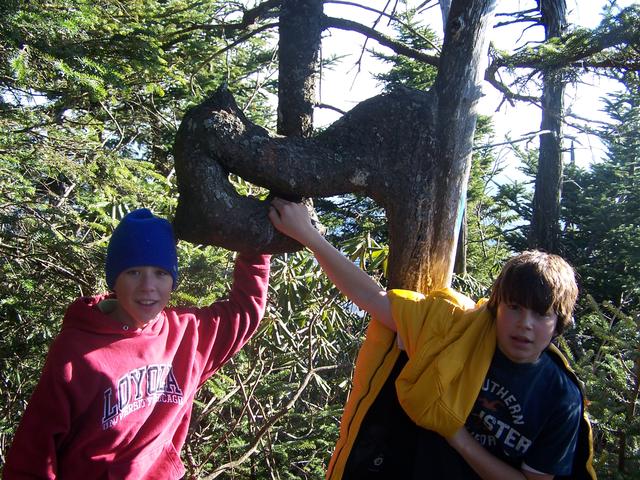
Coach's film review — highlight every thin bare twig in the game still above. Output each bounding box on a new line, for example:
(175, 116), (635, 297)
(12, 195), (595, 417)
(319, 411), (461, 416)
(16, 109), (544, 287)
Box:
(204, 364), (338, 479)
(322, 15), (439, 66)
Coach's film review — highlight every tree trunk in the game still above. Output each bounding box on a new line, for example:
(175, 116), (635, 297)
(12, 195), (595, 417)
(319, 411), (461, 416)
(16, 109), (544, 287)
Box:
(529, 0), (567, 252)
(277, 0), (322, 137)
(386, 0), (496, 291)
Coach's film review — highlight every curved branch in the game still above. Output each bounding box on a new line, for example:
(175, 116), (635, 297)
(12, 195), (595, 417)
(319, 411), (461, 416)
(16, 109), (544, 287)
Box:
(315, 102), (347, 115)
(324, 0), (442, 53)
(491, 6), (640, 72)
(484, 58), (540, 105)
(494, 7), (539, 28)
(163, 0), (282, 48)
(485, 7), (640, 107)
(322, 15), (440, 66)
(173, 86), (436, 253)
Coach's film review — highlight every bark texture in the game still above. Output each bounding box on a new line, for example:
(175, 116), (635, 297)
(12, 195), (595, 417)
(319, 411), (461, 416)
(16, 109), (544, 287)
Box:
(277, 0), (322, 136)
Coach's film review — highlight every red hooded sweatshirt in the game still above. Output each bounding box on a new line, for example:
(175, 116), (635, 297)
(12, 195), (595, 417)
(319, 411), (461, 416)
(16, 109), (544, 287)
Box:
(4, 253), (270, 480)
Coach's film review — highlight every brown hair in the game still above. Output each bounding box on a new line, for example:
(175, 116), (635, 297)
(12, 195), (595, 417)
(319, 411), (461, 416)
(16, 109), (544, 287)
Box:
(487, 250), (579, 335)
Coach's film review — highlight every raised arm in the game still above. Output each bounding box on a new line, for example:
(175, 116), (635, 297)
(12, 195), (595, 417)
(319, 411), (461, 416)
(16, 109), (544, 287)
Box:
(192, 252), (271, 376)
(269, 198), (394, 331)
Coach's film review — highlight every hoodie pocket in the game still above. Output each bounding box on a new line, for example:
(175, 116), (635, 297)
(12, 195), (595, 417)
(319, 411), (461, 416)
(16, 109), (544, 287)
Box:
(108, 442), (185, 480)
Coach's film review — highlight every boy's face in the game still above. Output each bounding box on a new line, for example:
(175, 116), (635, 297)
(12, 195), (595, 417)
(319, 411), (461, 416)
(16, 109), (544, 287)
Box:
(495, 302), (557, 363)
(112, 266), (173, 329)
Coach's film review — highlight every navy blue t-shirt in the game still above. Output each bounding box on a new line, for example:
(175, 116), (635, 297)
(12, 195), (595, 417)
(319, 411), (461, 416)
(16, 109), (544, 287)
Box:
(465, 348), (582, 475)
(342, 349), (583, 479)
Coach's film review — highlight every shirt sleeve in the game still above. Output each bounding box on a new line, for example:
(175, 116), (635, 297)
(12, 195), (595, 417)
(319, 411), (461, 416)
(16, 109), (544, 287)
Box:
(192, 253), (271, 382)
(4, 348), (73, 479)
(522, 381), (582, 475)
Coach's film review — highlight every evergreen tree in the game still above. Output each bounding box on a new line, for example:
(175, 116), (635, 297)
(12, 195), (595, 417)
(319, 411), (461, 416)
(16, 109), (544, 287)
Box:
(562, 73), (640, 478)
(562, 74), (640, 309)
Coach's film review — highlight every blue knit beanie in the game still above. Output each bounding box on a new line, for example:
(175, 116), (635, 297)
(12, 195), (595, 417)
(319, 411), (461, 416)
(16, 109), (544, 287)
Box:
(105, 208), (179, 290)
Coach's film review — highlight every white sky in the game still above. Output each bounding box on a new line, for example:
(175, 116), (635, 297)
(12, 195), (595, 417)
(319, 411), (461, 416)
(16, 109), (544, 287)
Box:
(315, 1), (635, 175)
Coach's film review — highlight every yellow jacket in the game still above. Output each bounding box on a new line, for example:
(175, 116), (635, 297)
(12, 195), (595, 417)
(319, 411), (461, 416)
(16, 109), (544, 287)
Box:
(326, 288), (596, 480)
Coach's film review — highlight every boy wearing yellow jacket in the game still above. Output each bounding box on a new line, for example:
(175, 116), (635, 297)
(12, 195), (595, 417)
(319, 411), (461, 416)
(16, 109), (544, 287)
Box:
(269, 198), (595, 480)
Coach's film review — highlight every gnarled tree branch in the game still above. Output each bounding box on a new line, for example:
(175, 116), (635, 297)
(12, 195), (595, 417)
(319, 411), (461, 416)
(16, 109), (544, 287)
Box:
(173, 85), (436, 255)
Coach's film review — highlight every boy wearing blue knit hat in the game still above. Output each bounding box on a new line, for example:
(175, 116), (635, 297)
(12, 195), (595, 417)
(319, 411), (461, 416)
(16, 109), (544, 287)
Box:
(104, 209), (180, 330)
(4, 208), (271, 480)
